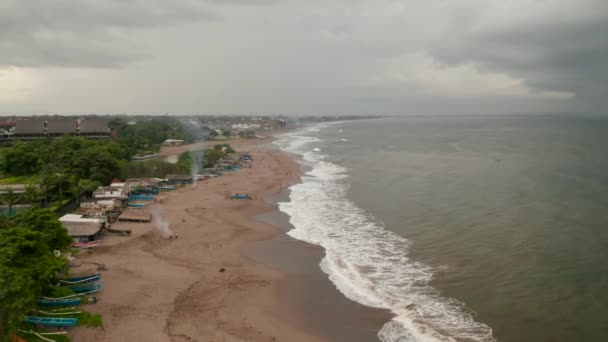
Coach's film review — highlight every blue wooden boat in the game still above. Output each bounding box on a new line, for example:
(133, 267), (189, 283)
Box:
(59, 274), (101, 285)
(24, 316), (78, 327)
(69, 281), (102, 293)
(36, 297), (82, 307)
(127, 203), (145, 208)
(230, 194), (251, 200)
(128, 195), (154, 201)
(159, 186), (176, 191)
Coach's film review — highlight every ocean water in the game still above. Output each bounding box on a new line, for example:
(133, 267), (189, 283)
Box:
(274, 115), (608, 342)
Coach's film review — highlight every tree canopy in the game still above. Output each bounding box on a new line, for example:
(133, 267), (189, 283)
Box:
(0, 209), (71, 340)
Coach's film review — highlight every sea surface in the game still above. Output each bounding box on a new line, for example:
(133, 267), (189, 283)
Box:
(274, 115), (608, 342)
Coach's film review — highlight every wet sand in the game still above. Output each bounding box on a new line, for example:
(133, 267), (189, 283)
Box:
(71, 137), (391, 341)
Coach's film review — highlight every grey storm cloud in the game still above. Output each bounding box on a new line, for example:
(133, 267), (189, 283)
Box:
(1, 0), (607, 114)
(0, 0), (217, 68)
(426, 0), (608, 107)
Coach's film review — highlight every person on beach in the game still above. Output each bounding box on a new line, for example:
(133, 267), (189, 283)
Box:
(174, 232), (179, 239)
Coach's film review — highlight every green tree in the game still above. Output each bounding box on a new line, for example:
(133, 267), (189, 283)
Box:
(23, 183), (41, 206)
(13, 209), (72, 251)
(0, 142), (39, 176)
(39, 173), (53, 206)
(53, 171), (70, 201)
(1, 187), (21, 216)
(0, 211), (70, 340)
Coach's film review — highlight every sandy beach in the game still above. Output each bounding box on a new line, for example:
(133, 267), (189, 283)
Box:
(70, 136), (321, 341)
(70, 136), (390, 342)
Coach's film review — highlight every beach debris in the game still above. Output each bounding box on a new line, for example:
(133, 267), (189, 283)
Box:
(218, 267), (226, 272)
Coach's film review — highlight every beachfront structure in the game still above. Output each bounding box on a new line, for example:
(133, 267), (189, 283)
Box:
(93, 186), (129, 200)
(0, 118), (110, 141)
(118, 208), (151, 222)
(60, 214), (104, 242)
(63, 221), (102, 243)
(78, 199), (123, 223)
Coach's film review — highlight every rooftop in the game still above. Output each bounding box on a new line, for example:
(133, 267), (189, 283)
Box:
(13, 119), (45, 134)
(79, 118), (110, 133)
(46, 119), (77, 134)
(63, 221), (101, 237)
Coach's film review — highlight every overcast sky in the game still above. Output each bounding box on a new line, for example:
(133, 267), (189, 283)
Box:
(1, 0), (606, 116)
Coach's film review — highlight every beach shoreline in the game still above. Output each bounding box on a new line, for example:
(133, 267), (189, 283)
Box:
(71, 136), (390, 342)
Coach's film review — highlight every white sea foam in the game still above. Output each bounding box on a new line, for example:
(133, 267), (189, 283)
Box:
(274, 124), (496, 342)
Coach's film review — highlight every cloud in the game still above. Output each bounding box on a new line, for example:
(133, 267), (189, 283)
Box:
(0, 0), (217, 68)
(1, 0), (606, 114)
(425, 0), (608, 108)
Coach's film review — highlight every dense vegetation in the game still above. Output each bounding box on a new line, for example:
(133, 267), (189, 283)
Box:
(177, 144), (236, 172)
(0, 209), (72, 340)
(108, 117), (205, 155)
(0, 119), (207, 207)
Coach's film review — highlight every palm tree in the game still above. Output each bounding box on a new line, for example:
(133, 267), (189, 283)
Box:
(23, 183), (41, 207)
(55, 172), (66, 201)
(39, 173), (53, 206)
(1, 187), (21, 216)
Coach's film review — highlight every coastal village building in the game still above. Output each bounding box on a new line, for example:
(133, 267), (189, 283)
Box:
(93, 186), (129, 200)
(59, 214), (104, 242)
(0, 118), (110, 141)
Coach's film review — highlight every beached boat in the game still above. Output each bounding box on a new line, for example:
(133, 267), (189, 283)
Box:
(68, 281), (102, 293)
(59, 274), (101, 285)
(127, 202), (145, 208)
(71, 240), (100, 248)
(230, 194), (252, 200)
(128, 195), (154, 201)
(36, 298), (82, 307)
(24, 316), (78, 327)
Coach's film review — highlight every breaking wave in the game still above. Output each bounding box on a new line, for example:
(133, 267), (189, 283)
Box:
(275, 124), (495, 342)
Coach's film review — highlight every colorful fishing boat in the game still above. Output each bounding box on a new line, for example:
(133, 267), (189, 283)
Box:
(59, 274), (101, 285)
(24, 316), (78, 327)
(36, 297), (82, 307)
(127, 202), (145, 208)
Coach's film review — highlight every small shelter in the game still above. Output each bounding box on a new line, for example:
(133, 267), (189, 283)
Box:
(118, 208), (151, 222)
(62, 221), (101, 243)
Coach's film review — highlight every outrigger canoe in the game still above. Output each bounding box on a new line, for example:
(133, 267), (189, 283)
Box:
(59, 273), (101, 285)
(36, 297), (82, 307)
(24, 316), (78, 327)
